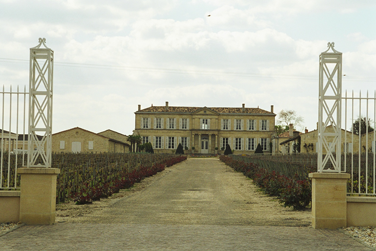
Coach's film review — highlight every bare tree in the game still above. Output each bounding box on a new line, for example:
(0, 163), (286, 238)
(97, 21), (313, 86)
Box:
(277, 110), (304, 128)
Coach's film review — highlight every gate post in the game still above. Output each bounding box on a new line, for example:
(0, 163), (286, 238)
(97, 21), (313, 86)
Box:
(19, 38), (59, 225)
(310, 42), (349, 229)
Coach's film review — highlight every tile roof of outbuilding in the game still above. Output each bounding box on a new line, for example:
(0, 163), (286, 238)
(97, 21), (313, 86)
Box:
(138, 106), (274, 114)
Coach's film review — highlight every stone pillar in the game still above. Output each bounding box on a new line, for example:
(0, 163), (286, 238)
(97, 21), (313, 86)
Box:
(215, 134), (218, 153)
(18, 168), (60, 225)
(309, 173), (350, 229)
(192, 133), (195, 152)
(199, 134), (201, 152)
(209, 135), (212, 153)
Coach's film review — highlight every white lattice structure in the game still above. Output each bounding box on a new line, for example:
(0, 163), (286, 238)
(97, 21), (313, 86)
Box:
(28, 38), (53, 168)
(318, 42), (342, 172)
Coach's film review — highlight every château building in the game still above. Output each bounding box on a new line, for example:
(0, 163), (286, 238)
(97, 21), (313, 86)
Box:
(134, 102), (276, 154)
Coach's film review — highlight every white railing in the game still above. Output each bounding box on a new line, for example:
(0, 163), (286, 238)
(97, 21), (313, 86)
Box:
(343, 91), (376, 195)
(0, 86), (28, 190)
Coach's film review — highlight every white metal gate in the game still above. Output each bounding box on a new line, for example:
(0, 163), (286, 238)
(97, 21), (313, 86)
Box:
(318, 42), (376, 196)
(0, 38), (53, 190)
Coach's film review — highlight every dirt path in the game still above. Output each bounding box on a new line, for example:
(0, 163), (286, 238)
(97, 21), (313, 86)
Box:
(57, 158), (311, 227)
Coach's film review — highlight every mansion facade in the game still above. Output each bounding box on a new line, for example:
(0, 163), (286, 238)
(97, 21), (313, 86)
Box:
(134, 102), (276, 154)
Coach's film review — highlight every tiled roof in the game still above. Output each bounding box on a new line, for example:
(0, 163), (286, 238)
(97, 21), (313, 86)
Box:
(138, 106), (274, 114)
(278, 131), (301, 138)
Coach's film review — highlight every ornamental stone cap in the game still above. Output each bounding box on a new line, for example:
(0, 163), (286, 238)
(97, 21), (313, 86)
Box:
(309, 172), (350, 179)
(18, 167), (60, 175)
(0, 190), (21, 197)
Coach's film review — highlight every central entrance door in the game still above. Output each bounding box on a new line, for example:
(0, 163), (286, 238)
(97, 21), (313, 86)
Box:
(201, 139), (209, 154)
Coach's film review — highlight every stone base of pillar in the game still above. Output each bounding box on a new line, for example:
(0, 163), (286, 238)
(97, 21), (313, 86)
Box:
(309, 172), (350, 229)
(18, 168), (60, 225)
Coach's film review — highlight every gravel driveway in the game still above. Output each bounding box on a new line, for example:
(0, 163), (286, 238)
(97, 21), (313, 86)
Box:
(0, 158), (372, 250)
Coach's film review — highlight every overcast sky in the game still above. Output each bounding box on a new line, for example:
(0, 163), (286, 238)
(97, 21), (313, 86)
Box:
(1, 0), (376, 135)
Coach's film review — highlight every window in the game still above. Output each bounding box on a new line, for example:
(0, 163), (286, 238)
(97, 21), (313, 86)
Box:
(235, 138), (242, 150)
(169, 118), (175, 129)
(222, 119), (229, 130)
(182, 118), (188, 129)
(156, 118), (162, 129)
(235, 119), (241, 130)
(60, 141), (65, 150)
(168, 137), (175, 149)
(155, 137), (162, 149)
(201, 119), (208, 129)
(181, 137), (188, 149)
(142, 118), (149, 129)
(142, 136), (149, 144)
(261, 120), (267, 131)
(247, 138), (255, 151)
(72, 142), (81, 153)
(222, 138), (229, 149)
(88, 141), (94, 150)
(261, 138), (268, 151)
(248, 120), (255, 130)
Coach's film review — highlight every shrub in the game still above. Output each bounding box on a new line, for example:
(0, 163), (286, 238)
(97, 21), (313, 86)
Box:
(224, 144), (232, 155)
(175, 143), (184, 154)
(255, 144), (263, 154)
(144, 142), (154, 153)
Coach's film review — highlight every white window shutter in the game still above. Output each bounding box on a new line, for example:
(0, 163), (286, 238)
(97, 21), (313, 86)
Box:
(174, 137), (177, 149)
(259, 120), (262, 131)
(141, 118), (144, 128)
(161, 118), (164, 129)
(208, 119), (210, 129)
(174, 118), (176, 129)
(220, 137), (223, 149)
(349, 143), (353, 153)
(148, 136), (151, 143)
(233, 138), (236, 150)
(179, 118), (182, 129)
(228, 119), (231, 130)
(60, 141), (65, 150)
(187, 137), (190, 148)
(187, 118), (189, 129)
(241, 120), (244, 130)
(221, 119), (223, 130)
(148, 118), (151, 129)
(267, 138), (270, 151)
(161, 136), (165, 149)
(266, 120), (269, 131)
(246, 120), (249, 131)
(153, 136), (156, 147)
(154, 118), (156, 129)
(228, 138), (231, 148)
(241, 138), (244, 150)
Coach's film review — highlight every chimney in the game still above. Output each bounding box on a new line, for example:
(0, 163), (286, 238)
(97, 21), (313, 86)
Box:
(271, 105), (274, 113)
(242, 103), (245, 112)
(289, 123), (294, 137)
(165, 101), (169, 111)
(138, 104), (141, 111)
(305, 127), (308, 133)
